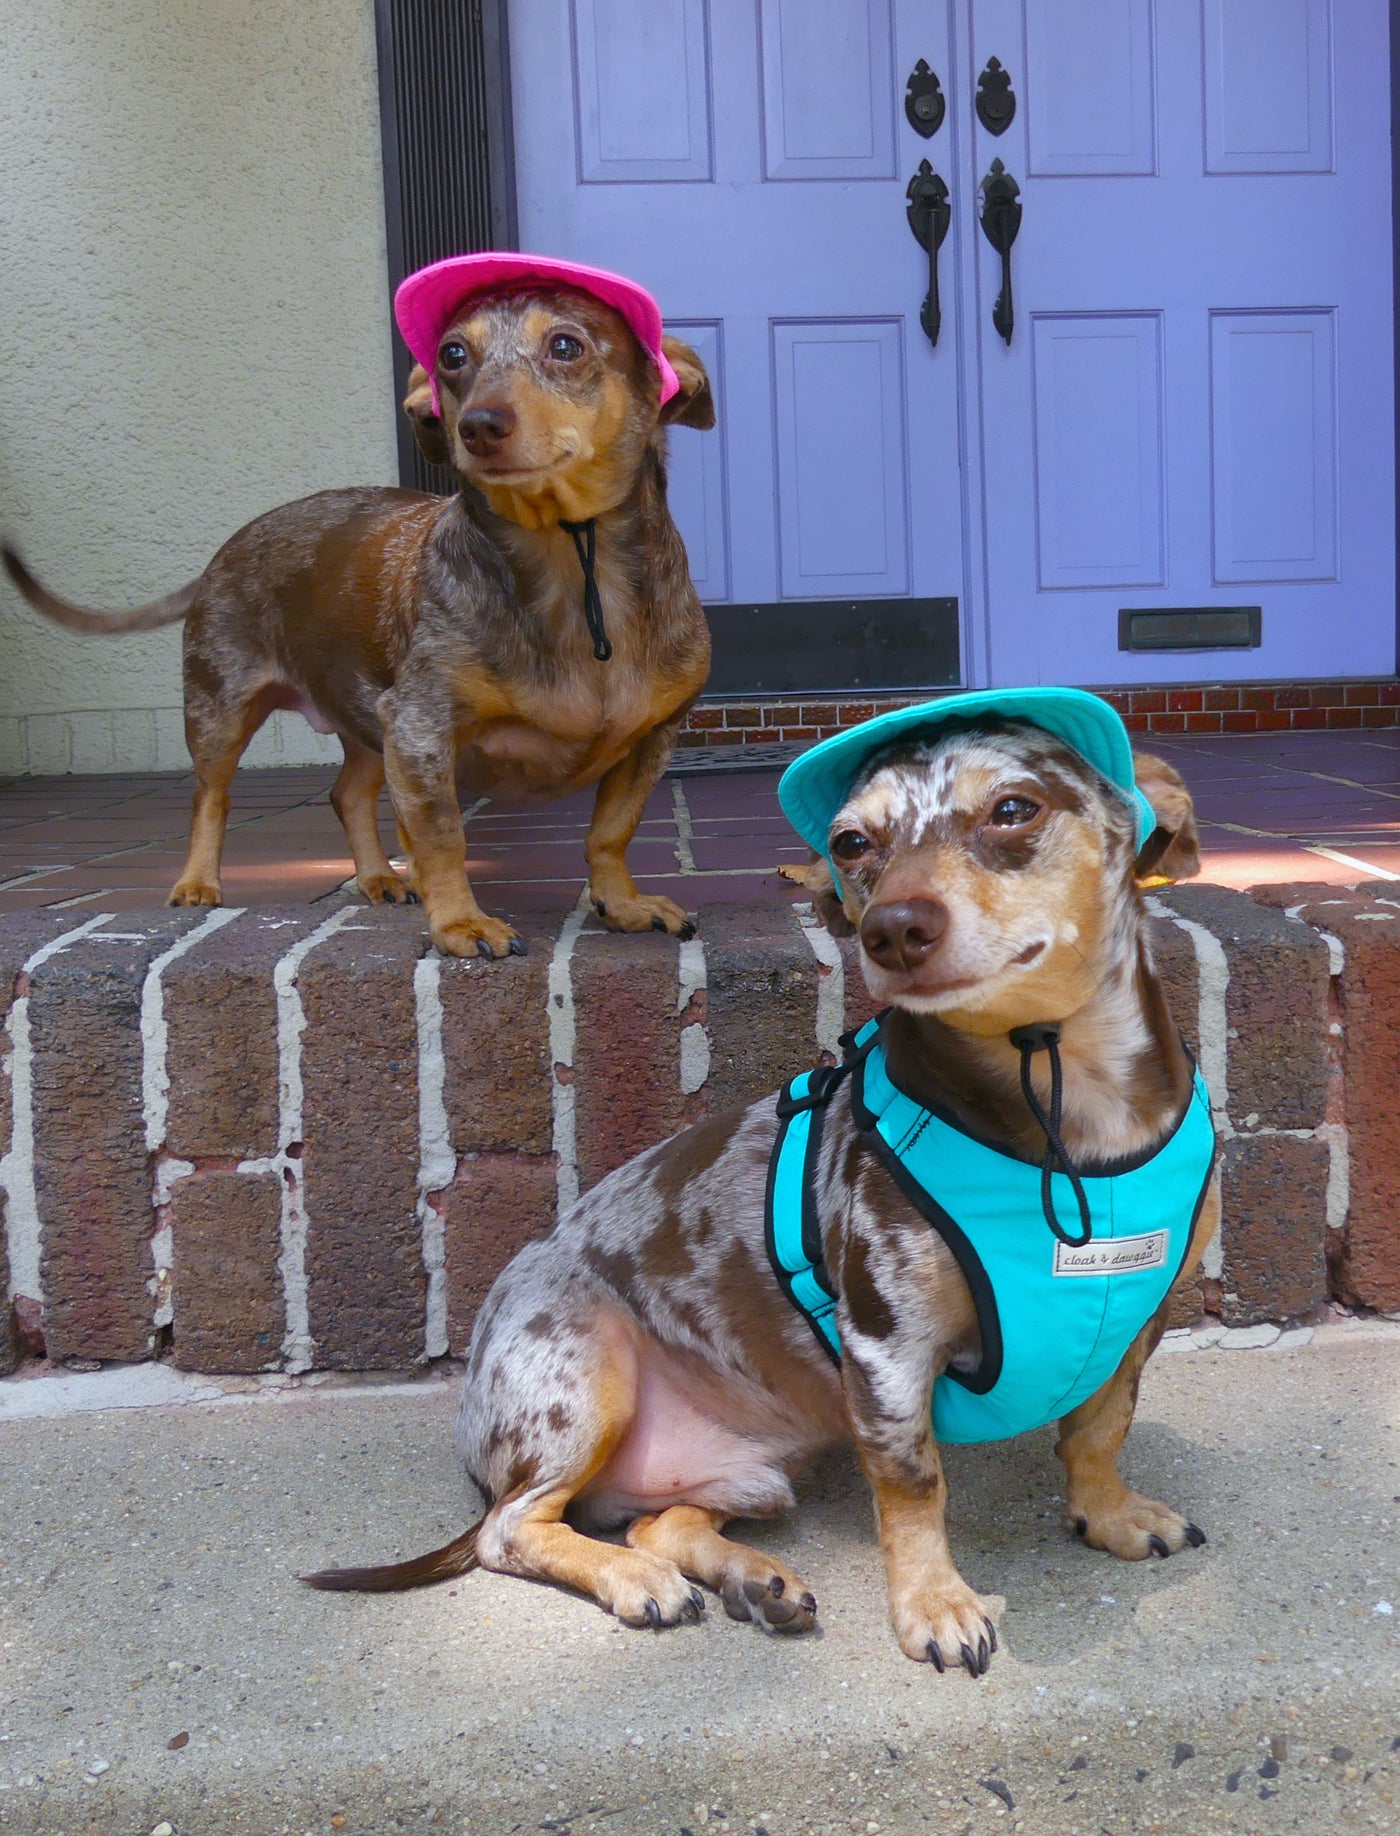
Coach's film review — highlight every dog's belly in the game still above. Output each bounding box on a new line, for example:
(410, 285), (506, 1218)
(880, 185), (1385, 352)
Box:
(455, 718), (645, 804)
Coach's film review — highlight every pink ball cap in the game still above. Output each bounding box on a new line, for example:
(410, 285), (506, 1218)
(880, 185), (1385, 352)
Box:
(394, 252), (681, 414)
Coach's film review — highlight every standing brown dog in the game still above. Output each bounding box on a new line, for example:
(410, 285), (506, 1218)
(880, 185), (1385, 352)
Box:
(3, 267), (713, 958)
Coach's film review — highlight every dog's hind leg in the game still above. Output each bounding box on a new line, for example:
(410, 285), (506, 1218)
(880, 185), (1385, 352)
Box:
(585, 719), (695, 939)
(626, 1506), (817, 1632)
(170, 676), (279, 907)
(473, 1311), (705, 1628)
(330, 735), (415, 904)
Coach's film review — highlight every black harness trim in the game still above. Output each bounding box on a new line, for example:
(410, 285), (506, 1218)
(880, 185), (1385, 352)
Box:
(558, 516), (613, 661)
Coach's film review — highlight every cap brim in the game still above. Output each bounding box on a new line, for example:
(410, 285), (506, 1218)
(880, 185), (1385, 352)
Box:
(778, 687), (1157, 856)
(393, 252), (680, 406)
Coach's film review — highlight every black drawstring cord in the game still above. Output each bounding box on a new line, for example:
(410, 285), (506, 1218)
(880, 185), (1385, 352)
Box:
(558, 517), (613, 662)
(1008, 1023), (1093, 1247)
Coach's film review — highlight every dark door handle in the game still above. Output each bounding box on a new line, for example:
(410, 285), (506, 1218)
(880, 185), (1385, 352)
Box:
(978, 157), (1022, 345)
(906, 159), (952, 348)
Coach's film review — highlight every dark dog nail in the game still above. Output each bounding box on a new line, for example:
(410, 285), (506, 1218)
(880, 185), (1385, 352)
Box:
(1185, 1523), (1207, 1547)
(507, 937), (527, 957)
(768, 1576), (784, 1597)
(800, 1592), (817, 1614)
(475, 939), (496, 960)
(977, 1635), (990, 1672)
(689, 1587), (705, 1616)
(984, 1617), (998, 1653)
(404, 889), (421, 905)
(1148, 1534), (1170, 1558)
(926, 1639), (945, 1673)
(681, 1595), (700, 1624)
(651, 915), (667, 933)
(679, 919), (697, 940)
(960, 1642), (980, 1678)
(595, 900), (607, 916)
(1074, 1516), (1088, 1537)
(644, 1597), (661, 1629)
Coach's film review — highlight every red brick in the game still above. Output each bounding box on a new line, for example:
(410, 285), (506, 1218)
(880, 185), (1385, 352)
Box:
(1205, 688), (1240, 711)
(1185, 711), (1223, 732)
(684, 705), (724, 730)
(1380, 681), (1400, 706)
(299, 912), (427, 1368)
(1344, 682), (1381, 706)
(443, 1153), (557, 1352)
(440, 913), (559, 1157)
(1259, 887), (1400, 1310)
(1147, 712), (1186, 733)
(675, 730), (707, 749)
(1241, 688), (1276, 712)
(29, 912), (206, 1362)
(1290, 708), (1327, 730)
(169, 1169), (283, 1372)
(1097, 690), (1131, 714)
(746, 728), (783, 743)
(1327, 707), (1363, 728)
(836, 703), (877, 725)
(572, 926), (686, 1191)
(1256, 709), (1292, 731)
(1274, 686), (1311, 710)
(1168, 690), (1204, 712)
(164, 908), (325, 1160)
(1130, 691), (1167, 714)
(1122, 712), (1149, 732)
(1309, 683), (1346, 706)
(723, 705), (762, 728)
(1220, 1134), (1330, 1323)
(800, 704), (840, 726)
(1221, 711), (1259, 733)
(1361, 705), (1398, 728)
(698, 902), (822, 1110)
(780, 726), (820, 742)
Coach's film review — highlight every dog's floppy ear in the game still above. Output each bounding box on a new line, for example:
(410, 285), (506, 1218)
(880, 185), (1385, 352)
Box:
(777, 854), (857, 937)
(658, 336), (716, 431)
(1132, 751), (1201, 884)
(403, 364), (452, 468)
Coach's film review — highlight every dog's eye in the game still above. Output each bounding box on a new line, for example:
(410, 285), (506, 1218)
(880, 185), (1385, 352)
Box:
(439, 342), (468, 371)
(548, 334), (584, 362)
(988, 796), (1040, 828)
(831, 829), (872, 864)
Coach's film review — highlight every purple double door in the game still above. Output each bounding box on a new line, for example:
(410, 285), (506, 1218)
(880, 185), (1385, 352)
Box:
(511, 0), (1394, 690)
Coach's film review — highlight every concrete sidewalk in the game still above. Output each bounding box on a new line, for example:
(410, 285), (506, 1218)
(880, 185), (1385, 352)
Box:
(1, 1326), (1398, 1836)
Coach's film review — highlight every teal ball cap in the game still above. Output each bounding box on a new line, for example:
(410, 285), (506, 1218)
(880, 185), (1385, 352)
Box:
(777, 686), (1158, 861)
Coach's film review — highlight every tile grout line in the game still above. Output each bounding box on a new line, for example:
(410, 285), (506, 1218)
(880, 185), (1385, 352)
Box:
(670, 780), (698, 875)
(548, 888), (592, 1217)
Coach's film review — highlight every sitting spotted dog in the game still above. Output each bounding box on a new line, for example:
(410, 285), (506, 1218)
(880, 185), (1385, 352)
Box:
(307, 688), (1217, 1677)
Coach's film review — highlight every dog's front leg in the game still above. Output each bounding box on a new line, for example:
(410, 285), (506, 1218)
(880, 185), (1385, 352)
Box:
(841, 1334), (996, 1675)
(379, 684), (522, 961)
(1056, 1179), (1220, 1559)
(585, 719), (695, 938)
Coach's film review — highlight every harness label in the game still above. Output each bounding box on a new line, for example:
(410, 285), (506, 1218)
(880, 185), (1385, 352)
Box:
(1053, 1230), (1169, 1278)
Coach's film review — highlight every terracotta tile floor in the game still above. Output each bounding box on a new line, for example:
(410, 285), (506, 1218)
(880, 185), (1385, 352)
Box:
(0, 729), (1397, 918)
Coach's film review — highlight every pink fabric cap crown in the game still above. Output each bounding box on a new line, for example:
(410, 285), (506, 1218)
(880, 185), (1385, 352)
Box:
(394, 251), (681, 415)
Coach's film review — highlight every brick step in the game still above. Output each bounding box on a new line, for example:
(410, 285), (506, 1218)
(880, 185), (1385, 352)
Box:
(2, 890), (1396, 1376)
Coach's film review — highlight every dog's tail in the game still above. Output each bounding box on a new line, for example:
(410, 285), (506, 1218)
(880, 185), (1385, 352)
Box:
(300, 1517), (483, 1594)
(2, 547), (199, 634)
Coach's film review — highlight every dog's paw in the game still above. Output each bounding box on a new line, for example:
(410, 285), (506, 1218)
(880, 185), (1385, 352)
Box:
(600, 1551), (706, 1630)
(431, 915), (524, 961)
(593, 892), (695, 940)
(719, 1567), (818, 1635)
(892, 1581), (1000, 1676)
(168, 879), (223, 908)
(357, 870), (416, 905)
(1068, 1487), (1206, 1561)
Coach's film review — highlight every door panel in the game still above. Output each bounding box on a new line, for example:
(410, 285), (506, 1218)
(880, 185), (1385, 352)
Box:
(510, 0), (966, 681)
(572, 0), (714, 182)
(970, 0), (1390, 685)
(664, 320), (730, 599)
(1031, 313), (1165, 589)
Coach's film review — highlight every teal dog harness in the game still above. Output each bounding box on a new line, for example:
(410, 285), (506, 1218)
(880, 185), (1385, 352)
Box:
(765, 1020), (1216, 1445)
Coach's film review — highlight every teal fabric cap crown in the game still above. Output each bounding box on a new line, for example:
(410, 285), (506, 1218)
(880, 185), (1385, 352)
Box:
(778, 686), (1158, 859)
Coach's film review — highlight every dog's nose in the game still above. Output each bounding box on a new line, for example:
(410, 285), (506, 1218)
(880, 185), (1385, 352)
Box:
(458, 403), (516, 455)
(859, 898), (948, 972)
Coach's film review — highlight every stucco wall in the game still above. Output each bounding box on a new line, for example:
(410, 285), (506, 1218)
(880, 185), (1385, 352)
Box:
(0, 0), (397, 775)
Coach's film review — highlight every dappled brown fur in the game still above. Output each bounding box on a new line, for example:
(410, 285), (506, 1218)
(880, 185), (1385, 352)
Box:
(2, 290), (714, 958)
(306, 719), (1217, 1674)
